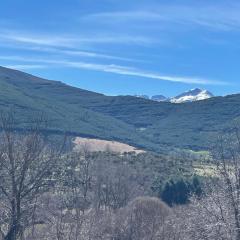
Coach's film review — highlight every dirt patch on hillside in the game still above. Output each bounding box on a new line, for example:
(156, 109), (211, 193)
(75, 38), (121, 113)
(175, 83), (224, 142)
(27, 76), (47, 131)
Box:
(74, 137), (145, 154)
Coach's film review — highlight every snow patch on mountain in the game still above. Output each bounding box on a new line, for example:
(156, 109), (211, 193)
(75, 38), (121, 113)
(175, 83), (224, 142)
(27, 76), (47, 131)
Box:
(133, 88), (214, 103)
(170, 88), (214, 103)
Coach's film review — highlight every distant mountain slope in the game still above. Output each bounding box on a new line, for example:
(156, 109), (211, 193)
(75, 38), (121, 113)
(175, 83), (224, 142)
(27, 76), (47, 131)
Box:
(0, 66), (155, 150)
(151, 95), (168, 102)
(0, 66), (240, 151)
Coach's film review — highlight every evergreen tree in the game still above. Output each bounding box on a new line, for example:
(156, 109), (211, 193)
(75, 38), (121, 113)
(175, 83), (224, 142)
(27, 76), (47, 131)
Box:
(191, 176), (203, 197)
(160, 177), (202, 206)
(173, 179), (190, 205)
(161, 182), (174, 206)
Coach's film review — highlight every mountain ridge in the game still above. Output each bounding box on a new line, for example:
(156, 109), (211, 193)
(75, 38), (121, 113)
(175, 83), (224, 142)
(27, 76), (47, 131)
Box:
(0, 66), (240, 152)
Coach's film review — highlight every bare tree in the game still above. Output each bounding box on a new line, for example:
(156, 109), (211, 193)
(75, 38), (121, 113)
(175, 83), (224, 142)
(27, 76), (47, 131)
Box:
(0, 112), (63, 240)
(93, 153), (140, 211)
(206, 128), (240, 240)
(171, 127), (240, 240)
(113, 196), (171, 240)
(56, 147), (94, 240)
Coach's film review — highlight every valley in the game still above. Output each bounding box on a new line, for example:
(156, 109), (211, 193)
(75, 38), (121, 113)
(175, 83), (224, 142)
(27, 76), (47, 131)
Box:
(1, 1), (240, 239)
(1, 66), (240, 152)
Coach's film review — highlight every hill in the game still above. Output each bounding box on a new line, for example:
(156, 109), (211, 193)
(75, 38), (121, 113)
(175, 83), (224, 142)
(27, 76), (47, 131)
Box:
(0, 66), (159, 151)
(0, 66), (240, 152)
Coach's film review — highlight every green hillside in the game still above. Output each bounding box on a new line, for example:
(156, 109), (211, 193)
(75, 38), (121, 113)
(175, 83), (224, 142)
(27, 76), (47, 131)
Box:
(88, 95), (240, 150)
(1, 66), (240, 152)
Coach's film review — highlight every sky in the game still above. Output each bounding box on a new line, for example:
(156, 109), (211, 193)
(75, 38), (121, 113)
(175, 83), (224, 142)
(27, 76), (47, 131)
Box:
(0, 0), (240, 97)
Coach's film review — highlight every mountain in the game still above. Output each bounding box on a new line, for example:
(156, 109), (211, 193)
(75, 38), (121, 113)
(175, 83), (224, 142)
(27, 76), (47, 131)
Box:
(0, 66), (148, 146)
(0, 66), (240, 152)
(135, 89), (214, 103)
(170, 88), (214, 103)
(151, 95), (168, 102)
(134, 95), (150, 100)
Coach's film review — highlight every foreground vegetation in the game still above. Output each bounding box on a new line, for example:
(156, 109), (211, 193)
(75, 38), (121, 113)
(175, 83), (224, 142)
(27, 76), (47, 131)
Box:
(1, 113), (240, 239)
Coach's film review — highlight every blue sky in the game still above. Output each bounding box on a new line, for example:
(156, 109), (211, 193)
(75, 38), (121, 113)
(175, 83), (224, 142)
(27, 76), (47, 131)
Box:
(0, 0), (240, 97)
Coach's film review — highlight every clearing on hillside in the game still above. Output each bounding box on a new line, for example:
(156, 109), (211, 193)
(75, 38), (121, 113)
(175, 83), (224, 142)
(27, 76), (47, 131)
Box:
(74, 137), (145, 154)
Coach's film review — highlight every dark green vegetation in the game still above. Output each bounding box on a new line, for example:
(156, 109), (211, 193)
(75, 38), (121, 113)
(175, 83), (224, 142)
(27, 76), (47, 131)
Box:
(1, 66), (240, 152)
(160, 176), (202, 206)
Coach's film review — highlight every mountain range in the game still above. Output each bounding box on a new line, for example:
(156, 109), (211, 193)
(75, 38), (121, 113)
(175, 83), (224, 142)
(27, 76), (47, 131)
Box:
(135, 88), (214, 103)
(0, 66), (240, 152)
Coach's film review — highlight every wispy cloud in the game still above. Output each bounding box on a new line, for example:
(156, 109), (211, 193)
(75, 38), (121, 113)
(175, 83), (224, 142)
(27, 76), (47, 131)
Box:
(84, 3), (240, 31)
(0, 32), (145, 62)
(0, 55), (227, 85)
(0, 31), (155, 47)
(1, 34), (77, 47)
(83, 11), (164, 22)
(33, 47), (138, 62)
(4, 64), (48, 70)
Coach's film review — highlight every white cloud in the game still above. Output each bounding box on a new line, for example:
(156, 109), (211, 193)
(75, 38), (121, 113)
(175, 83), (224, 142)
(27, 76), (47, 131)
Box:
(83, 11), (164, 22)
(0, 32), (148, 62)
(0, 31), (155, 48)
(44, 48), (138, 62)
(0, 55), (226, 85)
(83, 4), (240, 31)
(1, 34), (77, 47)
(67, 62), (225, 85)
(0, 41), (139, 62)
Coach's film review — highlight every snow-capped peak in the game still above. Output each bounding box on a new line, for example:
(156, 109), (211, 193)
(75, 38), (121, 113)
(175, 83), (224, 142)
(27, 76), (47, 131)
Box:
(170, 88), (214, 103)
(132, 88), (214, 103)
